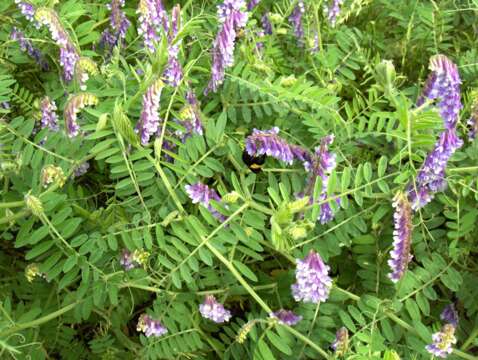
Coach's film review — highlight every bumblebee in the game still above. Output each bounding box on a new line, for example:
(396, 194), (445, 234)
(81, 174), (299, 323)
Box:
(242, 150), (266, 173)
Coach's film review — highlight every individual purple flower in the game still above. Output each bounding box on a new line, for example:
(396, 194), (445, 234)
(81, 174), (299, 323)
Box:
(245, 127), (295, 165)
(64, 93), (98, 137)
(467, 96), (478, 141)
(261, 13), (273, 35)
(324, 0), (343, 27)
(205, 0), (248, 94)
(11, 28), (49, 71)
(35, 8), (79, 81)
(135, 79), (165, 145)
(288, 0), (305, 45)
(291, 250), (332, 304)
(426, 324), (457, 358)
(137, 0), (168, 51)
(388, 192), (413, 283)
(185, 183), (226, 221)
(331, 327), (349, 355)
(40, 96), (59, 131)
(100, 0), (130, 49)
(417, 55), (462, 130)
(408, 128), (463, 209)
(199, 295), (232, 323)
(15, 1), (38, 26)
(441, 303), (459, 327)
(73, 162), (90, 177)
(137, 314), (168, 337)
(163, 5), (183, 86)
(247, 0), (260, 11)
(269, 309), (302, 326)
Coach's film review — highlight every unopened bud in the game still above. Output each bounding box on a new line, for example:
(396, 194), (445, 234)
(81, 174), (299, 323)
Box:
(222, 191), (241, 203)
(25, 193), (43, 217)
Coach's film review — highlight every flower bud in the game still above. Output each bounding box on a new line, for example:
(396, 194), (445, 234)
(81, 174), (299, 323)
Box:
(25, 193), (43, 217)
(222, 191), (241, 203)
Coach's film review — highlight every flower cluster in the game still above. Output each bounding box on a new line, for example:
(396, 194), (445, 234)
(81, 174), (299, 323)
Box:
(15, 1), (38, 26)
(288, 0), (305, 45)
(137, 314), (168, 337)
(75, 57), (98, 91)
(199, 295), (232, 323)
(41, 165), (66, 188)
(120, 249), (150, 270)
(135, 79), (165, 145)
(25, 263), (45, 282)
(388, 192), (413, 283)
(137, 0), (168, 51)
(11, 28), (49, 71)
(325, 0), (343, 27)
(467, 96), (478, 141)
(441, 303), (459, 328)
(426, 324), (457, 358)
(291, 250), (332, 304)
(269, 309), (302, 326)
(35, 8), (79, 81)
(40, 97), (59, 131)
(245, 127), (296, 165)
(205, 0), (248, 94)
(100, 0), (130, 50)
(331, 327), (349, 356)
(64, 93), (99, 137)
(163, 5), (183, 87)
(185, 183), (226, 221)
(409, 55), (463, 209)
(261, 13), (273, 35)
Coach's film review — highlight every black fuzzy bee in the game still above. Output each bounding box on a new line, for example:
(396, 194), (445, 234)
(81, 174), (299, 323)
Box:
(242, 150), (266, 173)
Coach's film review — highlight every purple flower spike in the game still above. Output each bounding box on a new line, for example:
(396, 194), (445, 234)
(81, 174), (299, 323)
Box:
(164, 5), (183, 87)
(288, 1), (305, 45)
(426, 324), (457, 358)
(137, 0), (168, 51)
(135, 79), (165, 145)
(325, 0), (343, 27)
(40, 97), (59, 131)
(11, 28), (49, 71)
(417, 55), (462, 130)
(205, 0), (248, 94)
(137, 314), (168, 337)
(441, 303), (459, 327)
(388, 192), (413, 283)
(100, 0), (130, 50)
(245, 127), (295, 165)
(185, 183), (226, 221)
(199, 295), (232, 323)
(261, 13), (273, 35)
(291, 250), (332, 304)
(15, 1), (38, 26)
(331, 327), (349, 355)
(269, 309), (302, 326)
(247, 0), (260, 11)
(64, 93), (98, 137)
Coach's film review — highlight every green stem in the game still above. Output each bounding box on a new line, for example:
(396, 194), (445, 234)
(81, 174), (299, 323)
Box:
(449, 166), (478, 173)
(281, 324), (331, 359)
(0, 210), (28, 225)
(461, 326), (478, 351)
(0, 200), (24, 209)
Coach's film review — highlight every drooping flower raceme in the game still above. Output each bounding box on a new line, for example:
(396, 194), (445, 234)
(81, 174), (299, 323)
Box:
(40, 96), (59, 131)
(205, 0), (248, 94)
(163, 5), (183, 87)
(35, 8), (79, 81)
(199, 295), (232, 323)
(245, 127), (296, 165)
(11, 28), (49, 71)
(64, 93), (99, 137)
(185, 183), (226, 221)
(261, 13), (273, 35)
(426, 324), (457, 358)
(291, 250), (332, 304)
(269, 309), (302, 326)
(137, 314), (168, 337)
(441, 303), (459, 327)
(135, 79), (165, 145)
(288, 0), (305, 45)
(137, 0), (168, 51)
(120, 249), (150, 270)
(388, 192), (413, 283)
(100, 0), (130, 50)
(324, 0), (343, 27)
(331, 327), (349, 356)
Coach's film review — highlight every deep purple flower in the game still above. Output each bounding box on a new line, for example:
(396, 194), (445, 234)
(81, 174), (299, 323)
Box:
(426, 324), (457, 358)
(288, 1), (305, 45)
(291, 250), (332, 304)
(269, 309), (302, 326)
(199, 295), (232, 323)
(135, 79), (164, 145)
(100, 0), (130, 49)
(185, 183), (226, 221)
(11, 28), (49, 71)
(40, 96), (59, 131)
(409, 128), (463, 209)
(467, 97), (478, 141)
(261, 13), (273, 35)
(388, 192), (413, 283)
(205, 0), (248, 94)
(245, 127), (296, 165)
(325, 0), (343, 27)
(417, 55), (462, 130)
(137, 314), (168, 337)
(331, 327), (349, 355)
(137, 0), (168, 51)
(64, 93), (98, 137)
(441, 303), (459, 327)
(247, 0), (260, 11)
(164, 5), (183, 86)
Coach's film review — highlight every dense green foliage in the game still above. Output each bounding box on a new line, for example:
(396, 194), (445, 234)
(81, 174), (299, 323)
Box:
(1, 0), (478, 359)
